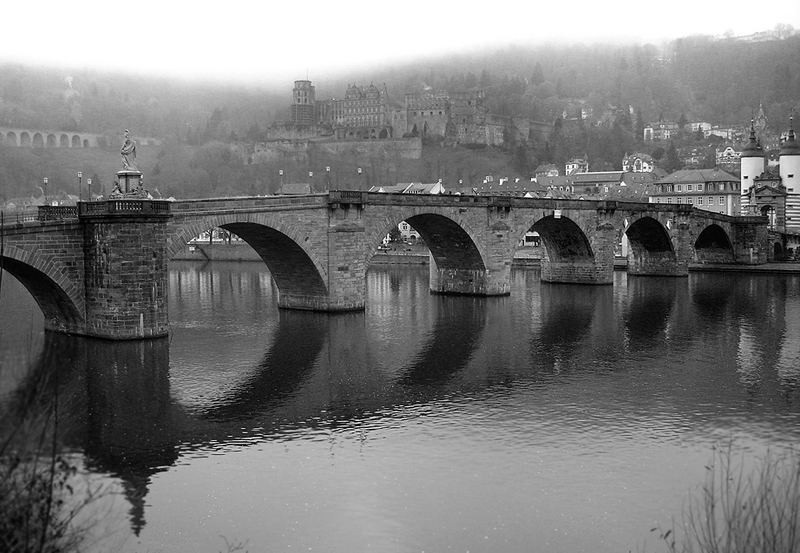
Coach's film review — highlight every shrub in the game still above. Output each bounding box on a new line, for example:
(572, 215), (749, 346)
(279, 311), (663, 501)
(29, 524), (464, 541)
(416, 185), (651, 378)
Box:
(654, 443), (800, 553)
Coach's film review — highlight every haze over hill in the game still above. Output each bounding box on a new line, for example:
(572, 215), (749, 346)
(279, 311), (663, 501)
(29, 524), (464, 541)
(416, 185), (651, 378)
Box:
(1, 21), (799, 202)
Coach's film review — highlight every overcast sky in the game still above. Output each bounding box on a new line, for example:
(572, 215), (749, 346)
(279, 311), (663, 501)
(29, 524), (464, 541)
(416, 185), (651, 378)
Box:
(3, 0), (799, 85)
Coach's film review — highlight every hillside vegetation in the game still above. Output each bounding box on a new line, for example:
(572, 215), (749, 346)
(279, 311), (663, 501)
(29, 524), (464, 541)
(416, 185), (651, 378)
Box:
(1, 33), (798, 200)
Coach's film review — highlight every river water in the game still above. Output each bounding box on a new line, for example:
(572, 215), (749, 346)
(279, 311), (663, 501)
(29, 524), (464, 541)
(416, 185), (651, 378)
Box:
(1, 263), (799, 553)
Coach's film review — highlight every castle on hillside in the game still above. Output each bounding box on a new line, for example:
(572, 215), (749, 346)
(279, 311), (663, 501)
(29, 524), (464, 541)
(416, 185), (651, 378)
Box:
(272, 79), (551, 147)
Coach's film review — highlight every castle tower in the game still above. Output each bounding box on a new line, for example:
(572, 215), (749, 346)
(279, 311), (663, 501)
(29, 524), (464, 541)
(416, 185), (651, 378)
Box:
(740, 120), (765, 215)
(290, 80), (316, 126)
(780, 115), (800, 231)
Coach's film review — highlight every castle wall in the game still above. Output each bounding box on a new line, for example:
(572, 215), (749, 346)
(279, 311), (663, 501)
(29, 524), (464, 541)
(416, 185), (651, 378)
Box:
(250, 137), (422, 165)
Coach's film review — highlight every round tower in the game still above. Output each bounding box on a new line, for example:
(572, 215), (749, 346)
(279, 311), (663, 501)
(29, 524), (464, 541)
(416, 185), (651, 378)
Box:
(780, 115), (800, 231)
(740, 120), (765, 215)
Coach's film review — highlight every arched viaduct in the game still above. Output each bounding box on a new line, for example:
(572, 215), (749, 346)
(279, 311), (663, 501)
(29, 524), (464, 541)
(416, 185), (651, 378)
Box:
(0, 192), (769, 339)
(0, 127), (101, 148)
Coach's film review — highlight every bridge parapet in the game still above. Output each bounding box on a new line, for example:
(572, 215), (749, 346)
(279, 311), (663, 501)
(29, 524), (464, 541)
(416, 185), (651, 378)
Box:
(171, 195), (328, 216)
(38, 205), (79, 221)
(78, 199), (171, 219)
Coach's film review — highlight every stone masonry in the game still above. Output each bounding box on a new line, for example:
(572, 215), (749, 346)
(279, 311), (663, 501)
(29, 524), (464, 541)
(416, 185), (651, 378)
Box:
(1, 193), (769, 339)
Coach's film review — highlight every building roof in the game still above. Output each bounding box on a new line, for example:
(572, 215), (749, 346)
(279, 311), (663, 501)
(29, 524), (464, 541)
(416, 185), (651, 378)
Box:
(369, 184), (408, 193)
(403, 182), (442, 194)
(780, 117), (800, 156)
(740, 122), (765, 158)
(570, 171), (625, 184)
(278, 183), (312, 195)
(656, 168), (739, 185)
(370, 182), (444, 194)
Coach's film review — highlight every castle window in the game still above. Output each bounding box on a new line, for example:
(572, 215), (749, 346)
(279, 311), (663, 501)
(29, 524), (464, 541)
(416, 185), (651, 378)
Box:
(687, 184), (693, 191)
(676, 185), (682, 192)
(697, 184), (703, 191)
(718, 197), (724, 205)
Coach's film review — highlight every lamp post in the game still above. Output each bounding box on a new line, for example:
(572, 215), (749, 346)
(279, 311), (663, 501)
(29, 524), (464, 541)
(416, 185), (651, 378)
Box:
(77, 172), (83, 201)
(325, 166), (331, 190)
(279, 169), (284, 188)
(43, 177), (48, 204)
(87, 178), (92, 201)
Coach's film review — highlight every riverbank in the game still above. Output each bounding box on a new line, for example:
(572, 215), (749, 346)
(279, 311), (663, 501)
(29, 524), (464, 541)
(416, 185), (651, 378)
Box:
(172, 243), (800, 273)
(174, 242), (542, 265)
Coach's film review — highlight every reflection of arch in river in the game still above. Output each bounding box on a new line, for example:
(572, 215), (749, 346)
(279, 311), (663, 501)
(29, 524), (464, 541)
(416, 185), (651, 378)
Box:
(525, 283), (616, 376)
(194, 310), (329, 422)
(688, 272), (734, 323)
(397, 295), (487, 386)
(622, 277), (679, 351)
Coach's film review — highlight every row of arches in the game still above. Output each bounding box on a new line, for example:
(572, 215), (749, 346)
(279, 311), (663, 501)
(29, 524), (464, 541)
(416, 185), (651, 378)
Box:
(1, 211), (736, 335)
(2, 131), (93, 148)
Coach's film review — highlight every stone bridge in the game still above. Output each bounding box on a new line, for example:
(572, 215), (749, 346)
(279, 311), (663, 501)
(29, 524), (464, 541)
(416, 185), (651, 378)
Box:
(0, 191), (768, 339)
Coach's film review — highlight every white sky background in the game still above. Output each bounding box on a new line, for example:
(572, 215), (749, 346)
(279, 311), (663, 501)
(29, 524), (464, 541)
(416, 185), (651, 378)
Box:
(2, 0), (799, 86)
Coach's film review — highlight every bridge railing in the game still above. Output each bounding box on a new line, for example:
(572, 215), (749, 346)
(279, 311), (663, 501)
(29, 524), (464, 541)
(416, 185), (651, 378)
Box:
(38, 205), (79, 221)
(78, 199), (172, 217)
(1, 208), (39, 224)
(170, 194), (328, 215)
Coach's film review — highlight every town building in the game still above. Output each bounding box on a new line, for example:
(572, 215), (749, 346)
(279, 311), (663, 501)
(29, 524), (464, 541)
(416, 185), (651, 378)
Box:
(534, 164), (560, 178)
(651, 168), (740, 215)
(643, 120), (679, 141)
(687, 121), (712, 134)
(716, 145), (741, 171)
(565, 157), (588, 175)
(622, 152), (656, 173)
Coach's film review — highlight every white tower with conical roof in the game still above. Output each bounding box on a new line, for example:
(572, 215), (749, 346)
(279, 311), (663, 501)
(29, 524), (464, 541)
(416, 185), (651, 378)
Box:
(740, 120), (765, 215)
(780, 114), (800, 231)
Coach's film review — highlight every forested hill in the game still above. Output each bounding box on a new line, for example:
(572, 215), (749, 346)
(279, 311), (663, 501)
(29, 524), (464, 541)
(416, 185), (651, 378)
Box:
(1, 33), (798, 142)
(1, 33), (798, 202)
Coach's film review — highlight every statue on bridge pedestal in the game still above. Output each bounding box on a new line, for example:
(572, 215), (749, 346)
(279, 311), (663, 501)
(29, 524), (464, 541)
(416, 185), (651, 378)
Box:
(116, 129), (147, 197)
(120, 129), (138, 170)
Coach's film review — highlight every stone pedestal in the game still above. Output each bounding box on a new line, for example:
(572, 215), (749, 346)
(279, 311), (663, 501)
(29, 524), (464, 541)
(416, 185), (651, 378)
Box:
(115, 169), (144, 197)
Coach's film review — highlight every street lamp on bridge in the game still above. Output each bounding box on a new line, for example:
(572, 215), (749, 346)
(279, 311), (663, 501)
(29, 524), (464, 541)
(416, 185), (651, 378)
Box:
(77, 172), (83, 201)
(87, 178), (92, 201)
(42, 177), (48, 204)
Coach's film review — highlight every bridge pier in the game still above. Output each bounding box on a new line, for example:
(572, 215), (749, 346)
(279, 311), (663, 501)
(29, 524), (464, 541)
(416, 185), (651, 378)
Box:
(429, 266), (510, 295)
(81, 200), (172, 339)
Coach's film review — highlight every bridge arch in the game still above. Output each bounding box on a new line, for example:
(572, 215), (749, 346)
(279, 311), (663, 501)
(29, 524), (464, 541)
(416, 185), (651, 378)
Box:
(32, 132), (44, 147)
(0, 245), (85, 333)
(694, 223), (734, 263)
(529, 214), (595, 263)
(46, 133), (57, 147)
(71, 135), (81, 147)
(166, 213), (329, 303)
(6, 131), (17, 145)
(20, 132), (31, 146)
(364, 209), (486, 272)
(624, 215), (682, 276)
(364, 207), (503, 294)
(60, 133), (69, 147)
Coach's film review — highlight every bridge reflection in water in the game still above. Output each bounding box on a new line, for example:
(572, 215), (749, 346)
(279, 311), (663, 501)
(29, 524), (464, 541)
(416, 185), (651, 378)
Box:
(1, 264), (800, 553)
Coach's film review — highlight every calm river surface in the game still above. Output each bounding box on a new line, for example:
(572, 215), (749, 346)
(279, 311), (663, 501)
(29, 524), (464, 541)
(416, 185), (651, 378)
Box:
(2, 263), (800, 553)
